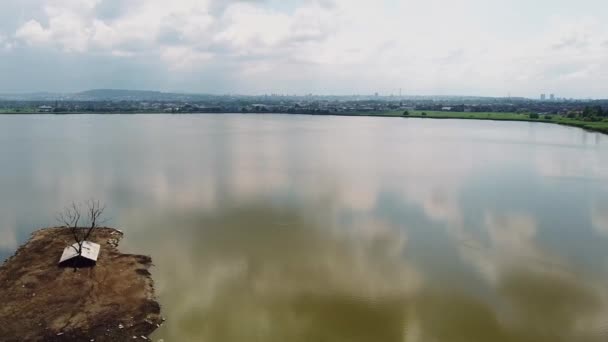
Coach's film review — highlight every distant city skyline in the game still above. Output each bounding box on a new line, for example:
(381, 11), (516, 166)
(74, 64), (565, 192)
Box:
(0, 87), (603, 101)
(2, 87), (602, 102)
(0, 0), (607, 98)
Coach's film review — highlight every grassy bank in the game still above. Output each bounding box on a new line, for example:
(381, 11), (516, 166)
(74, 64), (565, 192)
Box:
(0, 108), (38, 114)
(389, 110), (608, 135)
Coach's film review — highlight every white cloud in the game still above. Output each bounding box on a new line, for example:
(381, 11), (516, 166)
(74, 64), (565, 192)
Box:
(15, 20), (52, 46)
(6, 0), (608, 95)
(0, 32), (12, 51)
(160, 46), (214, 70)
(216, 4), (291, 51)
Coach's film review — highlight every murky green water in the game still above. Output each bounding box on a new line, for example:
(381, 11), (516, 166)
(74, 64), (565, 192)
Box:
(1, 114), (608, 341)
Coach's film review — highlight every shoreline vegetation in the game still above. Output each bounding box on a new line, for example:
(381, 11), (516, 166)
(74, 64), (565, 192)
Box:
(1, 109), (607, 135)
(394, 110), (608, 135)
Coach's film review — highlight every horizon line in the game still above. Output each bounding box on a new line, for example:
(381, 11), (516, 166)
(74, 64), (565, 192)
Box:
(0, 88), (603, 101)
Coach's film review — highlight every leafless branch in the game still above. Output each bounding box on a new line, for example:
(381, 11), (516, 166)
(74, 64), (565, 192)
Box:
(57, 200), (107, 256)
(84, 199), (105, 241)
(57, 202), (82, 251)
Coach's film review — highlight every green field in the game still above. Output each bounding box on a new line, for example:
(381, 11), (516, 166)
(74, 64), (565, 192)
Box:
(385, 110), (608, 135)
(0, 108), (38, 114)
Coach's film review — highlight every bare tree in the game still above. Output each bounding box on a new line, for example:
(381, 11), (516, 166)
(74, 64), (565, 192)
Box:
(57, 200), (106, 256)
(84, 199), (105, 242)
(57, 202), (82, 255)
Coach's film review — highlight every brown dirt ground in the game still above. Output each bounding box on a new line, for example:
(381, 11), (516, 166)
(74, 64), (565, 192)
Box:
(0, 228), (163, 341)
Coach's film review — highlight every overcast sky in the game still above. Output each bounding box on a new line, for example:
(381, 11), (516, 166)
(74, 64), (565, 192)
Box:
(0, 0), (607, 97)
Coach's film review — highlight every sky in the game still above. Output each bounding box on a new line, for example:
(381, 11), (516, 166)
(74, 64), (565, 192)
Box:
(0, 0), (607, 97)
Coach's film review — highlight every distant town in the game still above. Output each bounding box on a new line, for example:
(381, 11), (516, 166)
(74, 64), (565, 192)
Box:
(0, 89), (607, 116)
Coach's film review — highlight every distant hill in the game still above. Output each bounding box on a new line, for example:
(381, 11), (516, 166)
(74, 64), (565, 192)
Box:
(0, 90), (514, 102)
(0, 89), (214, 102)
(72, 89), (232, 101)
(0, 92), (66, 101)
(74, 89), (165, 101)
(3, 89), (597, 102)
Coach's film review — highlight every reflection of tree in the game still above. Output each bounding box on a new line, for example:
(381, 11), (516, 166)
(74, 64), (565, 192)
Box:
(125, 201), (607, 342)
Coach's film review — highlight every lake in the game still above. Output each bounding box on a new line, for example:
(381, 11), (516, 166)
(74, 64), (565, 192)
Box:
(1, 114), (608, 341)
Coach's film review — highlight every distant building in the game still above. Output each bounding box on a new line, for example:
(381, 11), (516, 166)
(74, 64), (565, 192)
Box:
(252, 104), (269, 111)
(550, 94), (555, 101)
(38, 105), (53, 112)
(540, 94), (546, 101)
(441, 106), (452, 111)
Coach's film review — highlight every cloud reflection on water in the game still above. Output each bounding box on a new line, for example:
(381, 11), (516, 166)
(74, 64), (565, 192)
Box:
(121, 199), (608, 342)
(124, 200), (420, 341)
(2, 115), (608, 341)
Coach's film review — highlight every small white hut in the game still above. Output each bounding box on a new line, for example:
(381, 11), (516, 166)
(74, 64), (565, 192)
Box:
(59, 241), (100, 265)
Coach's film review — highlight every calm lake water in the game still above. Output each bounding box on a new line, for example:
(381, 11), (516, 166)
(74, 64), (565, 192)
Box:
(1, 114), (608, 341)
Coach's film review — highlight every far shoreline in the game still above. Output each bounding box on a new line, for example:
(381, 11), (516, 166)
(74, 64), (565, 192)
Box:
(1, 110), (607, 136)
